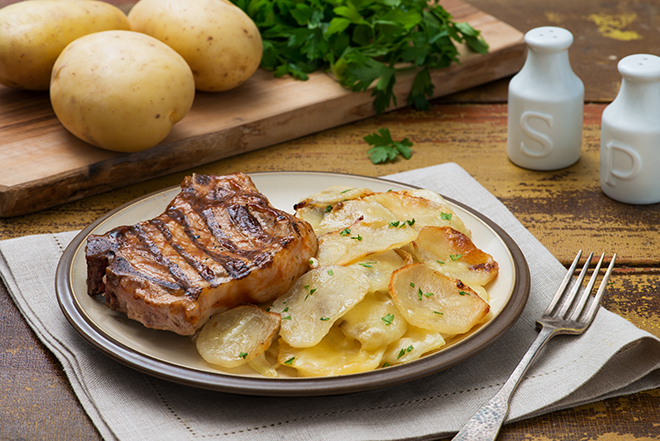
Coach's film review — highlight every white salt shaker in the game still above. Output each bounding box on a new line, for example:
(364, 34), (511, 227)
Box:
(507, 27), (584, 170)
(600, 54), (660, 205)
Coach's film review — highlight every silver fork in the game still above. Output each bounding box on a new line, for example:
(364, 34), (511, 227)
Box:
(452, 250), (616, 441)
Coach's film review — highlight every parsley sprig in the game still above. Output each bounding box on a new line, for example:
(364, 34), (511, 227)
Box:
(364, 128), (413, 164)
(232, 0), (488, 113)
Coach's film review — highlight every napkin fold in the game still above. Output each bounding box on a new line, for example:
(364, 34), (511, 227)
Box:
(2, 163), (659, 441)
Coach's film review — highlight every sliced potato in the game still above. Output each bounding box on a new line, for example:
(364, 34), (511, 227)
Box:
(270, 266), (370, 348)
(367, 191), (471, 237)
(389, 263), (490, 334)
(382, 325), (446, 365)
(294, 205), (326, 232)
(316, 220), (418, 266)
(349, 250), (406, 293)
(337, 291), (408, 352)
(277, 327), (385, 377)
(316, 198), (397, 235)
(413, 226), (499, 286)
(196, 305), (281, 368)
(294, 186), (375, 209)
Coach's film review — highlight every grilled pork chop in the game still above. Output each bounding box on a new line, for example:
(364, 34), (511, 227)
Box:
(86, 173), (318, 336)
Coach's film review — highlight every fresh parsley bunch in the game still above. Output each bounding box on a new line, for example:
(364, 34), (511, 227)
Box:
(232, 0), (489, 114)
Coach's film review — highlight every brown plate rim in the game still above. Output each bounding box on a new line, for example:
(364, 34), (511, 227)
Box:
(56, 171), (530, 397)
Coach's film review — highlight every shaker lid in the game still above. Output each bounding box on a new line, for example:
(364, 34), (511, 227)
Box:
(524, 27), (573, 53)
(618, 54), (660, 83)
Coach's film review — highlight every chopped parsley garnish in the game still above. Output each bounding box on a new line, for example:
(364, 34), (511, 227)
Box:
(239, 352), (248, 359)
(359, 262), (376, 268)
(284, 357), (295, 365)
(328, 269), (334, 276)
(283, 315), (292, 320)
(410, 282), (415, 288)
(340, 228), (351, 236)
(351, 234), (363, 241)
(434, 311), (444, 315)
(450, 253), (463, 261)
(436, 260), (445, 265)
(304, 286), (317, 300)
(459, 291), (470, 296)
(440, 212), (453, 221)
(381, 313), (395, 325)
(325, 205), (333, 213)
(320, 317), (330, 321)
(418, 287), (434, 300)
(397, 345), (414, 359)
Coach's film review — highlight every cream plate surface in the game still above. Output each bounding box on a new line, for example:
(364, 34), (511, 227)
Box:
(57, 171), (529, 396)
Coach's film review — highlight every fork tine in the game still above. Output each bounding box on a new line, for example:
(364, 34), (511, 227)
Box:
(582, 253), (617, 325)
(543, 250), (582, 316)
(568, 253), (605, 322)
(556, 252), (593, 318)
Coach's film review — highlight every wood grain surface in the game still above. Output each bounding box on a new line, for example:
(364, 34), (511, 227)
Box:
(1, 0), (660, 440)
(0, 0), (525, 217)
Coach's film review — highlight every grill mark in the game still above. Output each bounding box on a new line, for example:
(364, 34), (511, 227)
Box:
(168, 206), (253, 280)
(228, 203), (265, 237)
(150, 218), (216, 282)
(132, 224), (202, 299)
(110, 256), (181, 291)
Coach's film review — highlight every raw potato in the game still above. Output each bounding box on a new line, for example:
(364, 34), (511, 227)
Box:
(128, 0), (263, 92)
(50, 30), (195, 152)
(0, 0), (130, 90)
(196, 305), (281, 368)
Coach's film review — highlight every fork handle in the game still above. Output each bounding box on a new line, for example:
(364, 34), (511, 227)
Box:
(452, 326), (556, 441)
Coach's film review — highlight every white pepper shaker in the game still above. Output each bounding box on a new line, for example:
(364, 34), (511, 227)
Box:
(507, 27), (584, 170)
(600, 54), (660, 205)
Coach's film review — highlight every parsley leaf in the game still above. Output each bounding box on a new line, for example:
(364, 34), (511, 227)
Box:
(364, 128), (413, 164)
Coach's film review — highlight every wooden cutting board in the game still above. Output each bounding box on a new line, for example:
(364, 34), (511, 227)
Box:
(0, 0), (525, 217)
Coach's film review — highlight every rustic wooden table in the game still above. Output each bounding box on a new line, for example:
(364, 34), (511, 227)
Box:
(1, 1), (659, 440)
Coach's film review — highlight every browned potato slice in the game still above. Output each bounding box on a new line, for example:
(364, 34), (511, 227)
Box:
(350, 250), (407, 293)
(277, 327), (385, 377)
(413, 226), (499, 286)
(337, 291), (408, 351)
(196, 305), (281, 368)
(270, 266), (370, 348)
(382, 325), (446, 365)
(389, 263), (490, 334)
(367, 191), (471, 237)
(316, 220), (419, 266)
(316, 198), (396, 235)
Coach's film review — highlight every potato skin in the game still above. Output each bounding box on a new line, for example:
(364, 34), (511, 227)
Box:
(128, 0), (263, 92)
(0, 0), (130, 90)
(50, 30), (195, 152)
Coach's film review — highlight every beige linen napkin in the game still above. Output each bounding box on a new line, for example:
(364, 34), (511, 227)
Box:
(2, 163), (659, 441)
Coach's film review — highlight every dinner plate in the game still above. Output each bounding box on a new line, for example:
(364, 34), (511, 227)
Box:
(56, 171), (530, 396)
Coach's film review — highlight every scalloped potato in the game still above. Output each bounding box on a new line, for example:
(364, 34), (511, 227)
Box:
(196, 185), (498, 377)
